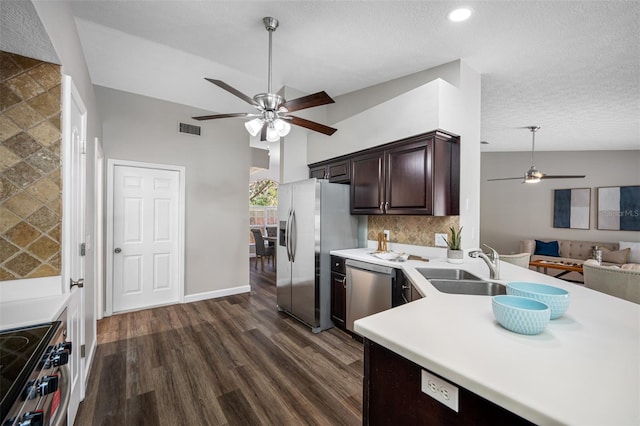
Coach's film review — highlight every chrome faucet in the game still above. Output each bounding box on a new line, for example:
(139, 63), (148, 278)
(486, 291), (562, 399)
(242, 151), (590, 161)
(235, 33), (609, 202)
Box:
(469, 244), (500, 280)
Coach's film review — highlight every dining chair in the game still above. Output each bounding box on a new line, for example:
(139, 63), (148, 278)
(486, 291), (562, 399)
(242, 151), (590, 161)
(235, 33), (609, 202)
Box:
(265, 226), (277, 247)
(251, 228), (274, 271)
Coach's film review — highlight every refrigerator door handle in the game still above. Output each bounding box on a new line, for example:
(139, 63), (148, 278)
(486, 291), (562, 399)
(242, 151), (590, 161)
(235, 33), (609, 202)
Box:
(286, 208), (293, 261)
(290, 209), (297, 262)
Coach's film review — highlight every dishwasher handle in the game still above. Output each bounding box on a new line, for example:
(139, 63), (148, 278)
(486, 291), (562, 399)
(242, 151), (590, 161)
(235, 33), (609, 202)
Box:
(345, 259), (394, 275)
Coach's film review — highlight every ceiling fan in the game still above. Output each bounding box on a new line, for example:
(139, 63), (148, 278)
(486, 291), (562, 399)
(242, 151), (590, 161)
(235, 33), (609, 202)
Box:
(192, 17), (337, 143)
(487, 126), (586, 183)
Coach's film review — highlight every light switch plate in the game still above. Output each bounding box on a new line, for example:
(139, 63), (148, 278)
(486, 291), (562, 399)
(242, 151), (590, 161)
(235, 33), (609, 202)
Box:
(435, 233), (448, 247)
(421, 370), (459, 412)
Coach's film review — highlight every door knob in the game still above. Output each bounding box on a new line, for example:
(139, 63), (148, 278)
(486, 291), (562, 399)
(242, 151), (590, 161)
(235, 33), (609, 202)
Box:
(70, 278), (84, 289)
(114, 248), (122, 253)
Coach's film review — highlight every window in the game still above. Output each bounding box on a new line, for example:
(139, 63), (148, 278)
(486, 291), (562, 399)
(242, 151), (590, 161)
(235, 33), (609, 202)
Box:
(249, 206), (277, 244)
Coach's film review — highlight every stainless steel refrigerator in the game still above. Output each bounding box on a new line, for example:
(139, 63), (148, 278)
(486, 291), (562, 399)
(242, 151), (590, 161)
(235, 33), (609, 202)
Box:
(277, 178), (357, 333)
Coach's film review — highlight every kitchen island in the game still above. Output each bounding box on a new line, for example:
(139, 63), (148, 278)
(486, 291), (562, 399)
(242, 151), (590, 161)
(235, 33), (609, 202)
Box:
(332, 248), (640, 425)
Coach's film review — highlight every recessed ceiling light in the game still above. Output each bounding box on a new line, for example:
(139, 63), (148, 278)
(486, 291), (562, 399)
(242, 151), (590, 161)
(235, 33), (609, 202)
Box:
(448, 8), (472, 22)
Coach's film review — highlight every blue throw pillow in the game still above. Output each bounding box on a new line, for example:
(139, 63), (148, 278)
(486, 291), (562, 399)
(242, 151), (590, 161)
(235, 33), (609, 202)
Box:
(535, 240), (560, 257)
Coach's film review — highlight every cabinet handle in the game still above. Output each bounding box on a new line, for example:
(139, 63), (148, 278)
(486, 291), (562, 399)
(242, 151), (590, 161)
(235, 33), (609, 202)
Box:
(342, 276), (347, 289)
(380, 202), (384, 213)
(385, 201), (389, 212)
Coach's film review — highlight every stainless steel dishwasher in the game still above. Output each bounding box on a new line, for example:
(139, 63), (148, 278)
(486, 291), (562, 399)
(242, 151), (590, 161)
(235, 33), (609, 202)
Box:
(345, 259), (396, 334)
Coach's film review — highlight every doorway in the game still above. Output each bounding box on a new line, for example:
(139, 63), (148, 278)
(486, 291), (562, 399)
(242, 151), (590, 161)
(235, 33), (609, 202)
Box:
(106, 160), (185, 315)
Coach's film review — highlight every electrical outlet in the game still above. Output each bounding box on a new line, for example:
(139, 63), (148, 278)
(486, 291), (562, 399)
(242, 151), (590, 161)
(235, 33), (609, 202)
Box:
(383, 230), (390, 241)
(435, 233), (448, 247)
(421, 370), (459, 412)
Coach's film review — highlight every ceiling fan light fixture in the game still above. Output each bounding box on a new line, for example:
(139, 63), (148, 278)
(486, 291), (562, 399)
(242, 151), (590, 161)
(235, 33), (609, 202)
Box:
(266, 124), (280, 142)
(274, 118), (291, 137)
(244, 118), (263, 137)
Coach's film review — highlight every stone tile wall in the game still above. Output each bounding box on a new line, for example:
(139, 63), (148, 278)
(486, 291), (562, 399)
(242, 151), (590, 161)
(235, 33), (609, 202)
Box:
(0, 51), (62, 280)
(368, 215), (460, 247)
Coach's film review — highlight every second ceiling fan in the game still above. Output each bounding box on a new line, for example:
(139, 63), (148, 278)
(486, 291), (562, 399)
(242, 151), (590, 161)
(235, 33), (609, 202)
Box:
(488, 126), (586, 183)
(192, 17), (337, 142)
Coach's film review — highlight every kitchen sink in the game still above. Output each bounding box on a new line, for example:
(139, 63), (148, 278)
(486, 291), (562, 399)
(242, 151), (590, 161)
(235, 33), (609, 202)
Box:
(427, 279), (506, 296)
(416, 268), (506, 296)
(416, 268), (482, 281)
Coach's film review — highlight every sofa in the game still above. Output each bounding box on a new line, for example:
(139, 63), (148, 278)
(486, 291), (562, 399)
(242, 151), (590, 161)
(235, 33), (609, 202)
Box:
(520, 239), (624, 266)
(583, 259), (640, 304)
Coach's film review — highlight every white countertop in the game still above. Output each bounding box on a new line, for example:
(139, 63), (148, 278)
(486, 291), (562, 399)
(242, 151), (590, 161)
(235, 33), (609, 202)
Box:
(333, 248), (640, 425)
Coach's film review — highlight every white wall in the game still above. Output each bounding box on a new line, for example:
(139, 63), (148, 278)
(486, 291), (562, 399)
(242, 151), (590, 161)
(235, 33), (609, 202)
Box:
(96, 86), (250, 296)
(481, 150), (640, 253)
(307, 81), (442, 162)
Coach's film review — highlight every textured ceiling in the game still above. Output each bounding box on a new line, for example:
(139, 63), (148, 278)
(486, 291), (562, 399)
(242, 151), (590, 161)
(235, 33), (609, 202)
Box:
(68, 0), (639, 152)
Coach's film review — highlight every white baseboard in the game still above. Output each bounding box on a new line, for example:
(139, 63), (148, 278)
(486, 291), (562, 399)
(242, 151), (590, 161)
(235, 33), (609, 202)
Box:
(183, 285), (251, 304)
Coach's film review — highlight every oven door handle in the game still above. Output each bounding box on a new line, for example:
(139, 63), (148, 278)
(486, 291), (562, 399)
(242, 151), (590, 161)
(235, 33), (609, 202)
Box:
(51, 363), (71, 426)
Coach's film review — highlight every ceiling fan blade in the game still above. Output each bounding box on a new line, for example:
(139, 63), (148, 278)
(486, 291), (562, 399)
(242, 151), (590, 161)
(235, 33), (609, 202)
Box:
(287, 115), (338, 135)
(204, 78), (260, 108)
(282, 91), (335, 112)
(487, 177), (524, 181)
(192, 113), (253, 121)
(540, 175), (586, 179)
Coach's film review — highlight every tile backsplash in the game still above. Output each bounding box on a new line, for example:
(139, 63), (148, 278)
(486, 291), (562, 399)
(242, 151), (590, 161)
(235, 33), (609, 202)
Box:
(0, 51), (62, 280)
(368, 215), (460, 247)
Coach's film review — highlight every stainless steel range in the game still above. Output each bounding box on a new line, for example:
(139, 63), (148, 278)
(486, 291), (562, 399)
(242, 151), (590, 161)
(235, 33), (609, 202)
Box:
(0, 314), (71, 426)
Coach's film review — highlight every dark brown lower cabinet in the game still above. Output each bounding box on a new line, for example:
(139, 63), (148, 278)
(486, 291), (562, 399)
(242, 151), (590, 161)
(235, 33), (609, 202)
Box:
(330, 271), (346, 328)
(330, 256), (347, 329)
(363, 340), (534, 426)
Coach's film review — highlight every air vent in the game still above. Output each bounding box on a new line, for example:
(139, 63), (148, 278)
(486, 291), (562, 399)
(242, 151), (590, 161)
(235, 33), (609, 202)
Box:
(179, 122), (201, 136)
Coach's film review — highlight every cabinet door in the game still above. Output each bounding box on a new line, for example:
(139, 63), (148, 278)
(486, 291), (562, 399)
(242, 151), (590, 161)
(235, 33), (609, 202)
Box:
(327, 159), (350, 183)
(364, 340), (534, 425)
(331, 272), (347, 328)
(309, 164), (327, 179)
(351, 151), (384, 214)
(385, 139), (433, 215)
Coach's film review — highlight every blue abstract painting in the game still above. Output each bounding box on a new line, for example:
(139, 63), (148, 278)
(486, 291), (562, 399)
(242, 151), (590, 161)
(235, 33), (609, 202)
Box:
(554, 188), (590, 229)
(598, 186), (640, 231)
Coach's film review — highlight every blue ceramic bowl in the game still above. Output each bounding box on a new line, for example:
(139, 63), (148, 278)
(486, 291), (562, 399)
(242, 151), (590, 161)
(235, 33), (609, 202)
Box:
(507, 282), (570, 319)
(492, 295), (550, 335)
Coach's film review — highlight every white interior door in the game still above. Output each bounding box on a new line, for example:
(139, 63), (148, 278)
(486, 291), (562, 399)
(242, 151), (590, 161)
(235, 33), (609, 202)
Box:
(112, 165), (181, 312)
(62, 75), (85, 426)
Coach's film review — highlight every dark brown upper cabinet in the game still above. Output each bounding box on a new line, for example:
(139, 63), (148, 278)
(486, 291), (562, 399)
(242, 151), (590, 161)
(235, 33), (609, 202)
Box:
(308, 158), (351, 183)
(351, 130), (459, 216)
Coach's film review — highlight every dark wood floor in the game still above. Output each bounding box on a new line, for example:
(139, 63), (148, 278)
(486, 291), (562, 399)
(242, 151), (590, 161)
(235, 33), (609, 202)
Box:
(75, 260), (364, 425)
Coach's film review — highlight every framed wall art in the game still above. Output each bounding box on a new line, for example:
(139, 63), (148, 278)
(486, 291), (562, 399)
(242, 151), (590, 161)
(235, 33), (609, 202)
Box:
(553, 188), (590, 229)
(597, 185), (640, 231)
